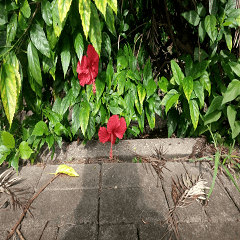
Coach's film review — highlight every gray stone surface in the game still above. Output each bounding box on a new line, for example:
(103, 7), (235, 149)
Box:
(98, 224), (138, 240)
(1, 138), (240, 240)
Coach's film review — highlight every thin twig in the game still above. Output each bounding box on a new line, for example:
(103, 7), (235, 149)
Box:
(39, 221), (49, 240)
(16, 227), (25, 240)
(5, 174), (60, 240)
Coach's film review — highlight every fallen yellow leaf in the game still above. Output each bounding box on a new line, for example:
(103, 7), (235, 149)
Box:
(49, 164), (79, 177)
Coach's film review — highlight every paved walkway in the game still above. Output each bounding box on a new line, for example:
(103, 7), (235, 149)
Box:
(1, 139), (240, 239)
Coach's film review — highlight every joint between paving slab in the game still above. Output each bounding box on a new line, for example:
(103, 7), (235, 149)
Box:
(96, 163), (102, 240)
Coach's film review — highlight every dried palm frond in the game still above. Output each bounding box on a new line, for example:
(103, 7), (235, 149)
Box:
(163, 174), (210, 240)
(0, 168), (31, 212)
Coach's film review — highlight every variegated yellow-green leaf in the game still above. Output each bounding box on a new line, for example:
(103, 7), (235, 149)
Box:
(89, 2), (102, 56)
(183, 76), (193, 102)
(137, 83), (146, 106)
(107, 0), (117, 14)
(94, 0), (107, 18)
(52, 0), (63, 37)
(189, 99), (199, 130)
(0, 63), (17, 127)
(58, 0), (72, 22)
(79, 0), (91, 39)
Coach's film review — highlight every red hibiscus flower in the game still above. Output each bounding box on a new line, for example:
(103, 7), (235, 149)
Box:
(98, 115), (127, 159)
(77, 44), (99, 93)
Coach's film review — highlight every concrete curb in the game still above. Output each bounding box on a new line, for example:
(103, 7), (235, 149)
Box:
(36, 138), (198, 164)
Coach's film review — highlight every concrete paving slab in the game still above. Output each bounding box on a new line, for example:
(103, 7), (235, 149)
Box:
(21, 189), (99, 228)
(35, 164), (100, 191)
(101, 163), (159, 189)
(98, 224), (138, 240)
(138, 221), (174, 240)
(178, 221), (240, 240)
(57, 224), (97, 240)
(15, 226), (58, 240)
(99, 186), (168, 224)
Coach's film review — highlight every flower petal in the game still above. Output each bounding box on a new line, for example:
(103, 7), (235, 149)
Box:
(77, 56), (89, 74)
(115, 117), (127, 139)
(107, 115), (120, 135)
(87, 45), (99, 65)
(78, 73), (91, 86)
(98, 127), (111, 143)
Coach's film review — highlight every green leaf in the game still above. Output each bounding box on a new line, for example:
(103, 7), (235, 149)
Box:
(41, 0), (53, 26)
(199, 71), (211, 95)
(94, 0), (107, 18)
(74, 32), (84, 61)
(199, 20), (206, 43)
(0, 63), (17, 127)
(204, 15), (217, 42)
(20, 0), (31, 18)
(117, 55), (128, 71)
(72, 104), (81, 136)
(145, 105), (155, 129)
(143, 60), (152, 86)
(222, 79), (240, 104)
(233, 121), (240, 138)
(207, 151), (220, 199)
(102, 32), (111, 57)
(189, 99), (199, 130)
(222, 165), (240, 192)
(192, 60), (210, 80)
(95, 76), (105, 101)
(6, 13), (17, 45)
(206, 96), (223, 115)
(46, 135), (55, 149)
(146, 78), (157, 97)
(165, 93), (180, 114)
(197, 3), (206, 17)
(106, 61), (114, 89)
(32, 121), (49, 136)
(11, 154), (19, 174)
(227, 105), (236, 133)
(79, 101), (90, 136)
(0, 145), (10, 165)
(60, 89), (74, 115)
(43, 108), (61, 125)
(158, 77), (169, 93)
(107, 0), (117, 14)
(161, 89), (179, 106)
(27, 41), (42, 86)
(19, 141), (33, 159)
(171, 60), (184, 85)
(71, 77), (80, 98)
(89, 2), (102, 56)
(30, 24), (51, 58)
(204, 110), (221, 125)
(109, 106), (123, 114)
(1, 131), (15, 149)
(183, 76), (193, 102)
(209, 0), (217, 15)
(193, 81), (204, 108)
(224, 28), (232, 51)
(79, 0), (91, 39)
(87, 115), (96, 140)
(58, 0), (72, 22)
(137, 83), (146, 106)
(61, 35), (71, 78)
(106, 5), (116, 36)
(194, 48), (209, 62)
(229, 62), (240, 77)
(47, 25), (59, 49)
(182, 10), (200, 26)
(52, 97), (62, 113)
(54, 123), (67, 136)
(117, 71), (126, 95)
